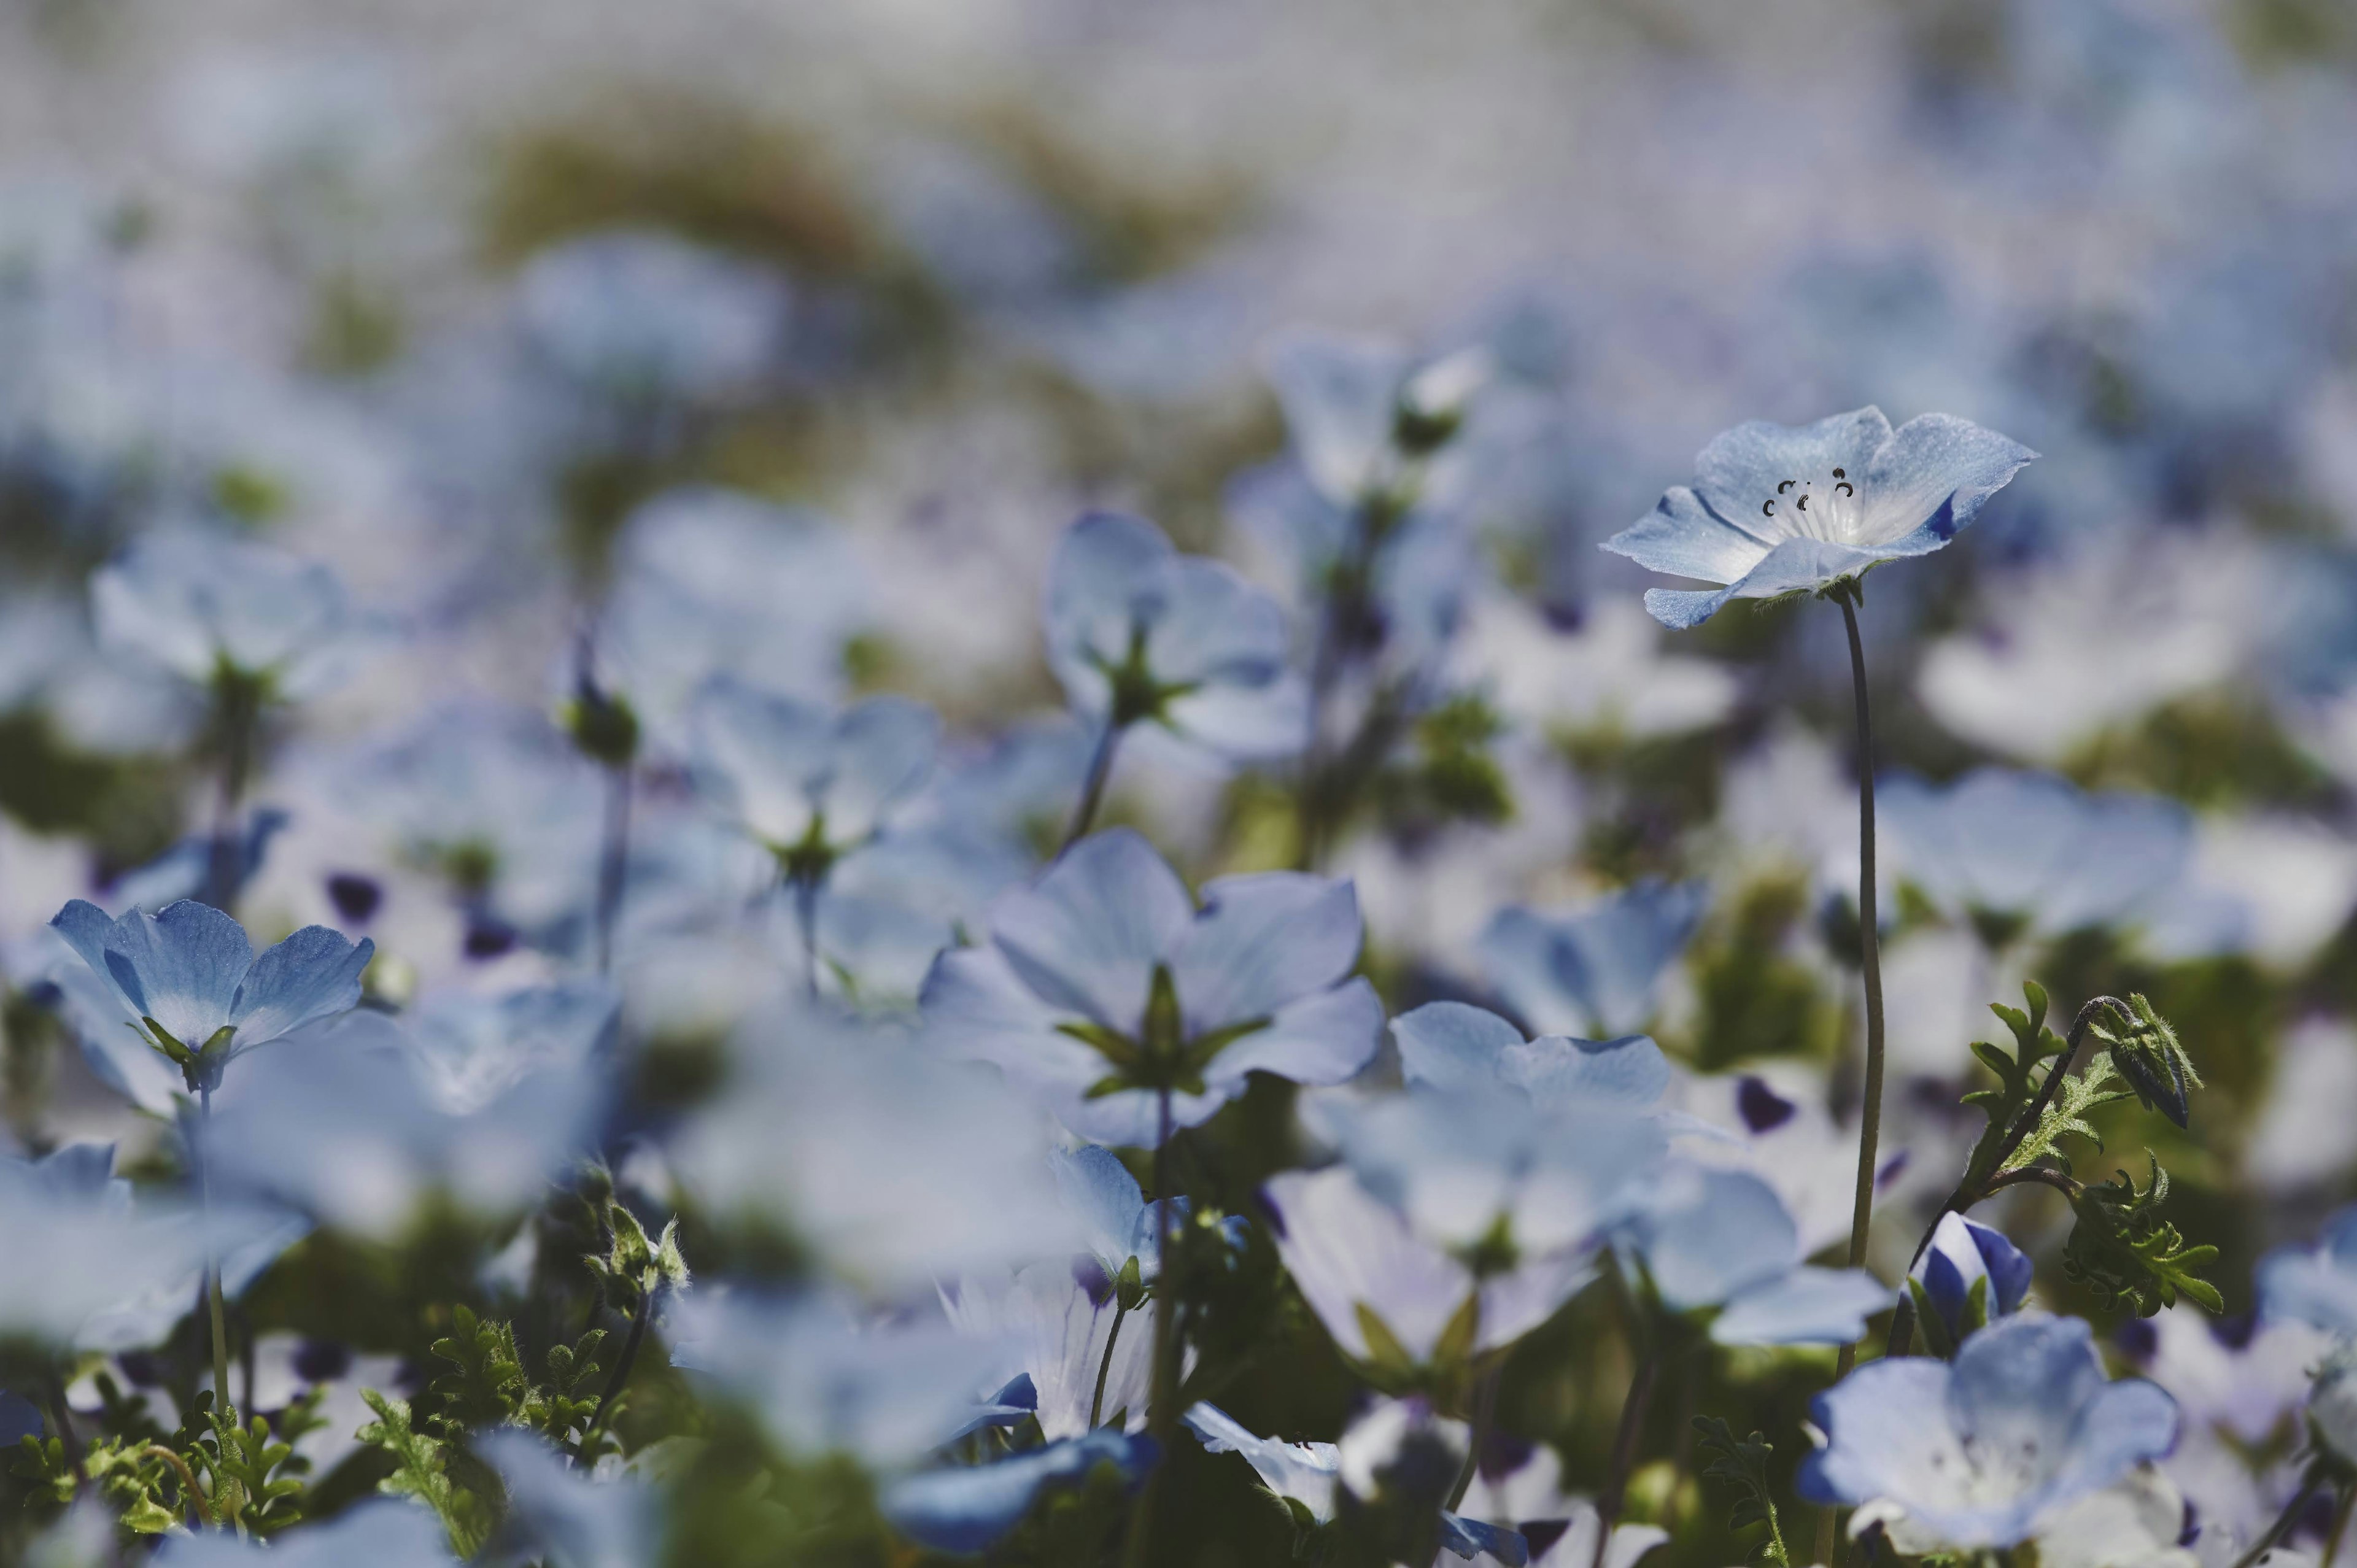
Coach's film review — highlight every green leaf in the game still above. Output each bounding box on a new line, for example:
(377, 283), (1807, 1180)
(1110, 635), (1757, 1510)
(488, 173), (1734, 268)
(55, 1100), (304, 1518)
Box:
(357, 1389), (493, 1559)
(1956, 983), (2075, 1191)
(1353, 1303), (1418, 1378)
(1692, 1416), (1790, 1567)
(2063, 1155), (2224, 1317)
(2002, 1050), (2134, 1173)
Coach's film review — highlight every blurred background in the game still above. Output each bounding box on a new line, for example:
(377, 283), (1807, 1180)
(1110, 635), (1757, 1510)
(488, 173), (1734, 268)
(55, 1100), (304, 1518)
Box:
(6, 0), (2357, 1557)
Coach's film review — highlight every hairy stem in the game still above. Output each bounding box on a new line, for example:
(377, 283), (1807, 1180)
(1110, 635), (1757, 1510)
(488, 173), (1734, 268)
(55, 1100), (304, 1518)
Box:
(1121, 1091), (1181, 1568)
(594, 763), (632, 977)
(144, 1443), (211, 1529)
(577, 1288), (652, 1463)
(1064, 719), (1125, 851)
(1981, 1165), (2086, 1200)
(1089, 1299), (1133, 1430)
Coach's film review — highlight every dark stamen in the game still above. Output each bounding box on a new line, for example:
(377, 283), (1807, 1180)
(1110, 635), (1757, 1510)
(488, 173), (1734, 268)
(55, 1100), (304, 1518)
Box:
(1762, 500), (1776, 516)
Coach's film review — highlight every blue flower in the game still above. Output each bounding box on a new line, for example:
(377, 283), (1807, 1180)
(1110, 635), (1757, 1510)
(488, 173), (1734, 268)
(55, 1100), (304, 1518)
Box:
(689, 676), (939, 880)
(152, 1500), (455, 1565)
(1262, 330), (1492, 509)
(50, 898), (374, 1095)
(517, 228), (790, 401)
(1050, 1144), (1178, 1285)
(0, 1150), (225, 1347)
(1602, 407), (2037, 629)
(1390, 1001), (1673, 1111)
(1045, 511), (1305, 760)
(1913, 1211), (2036, 1351)
(883, 1429), (1158, 1554)
(1262, 1166), (1595, 1372)
(940, 1259), (1156, 1439)
(477, 1429), (659, 1568)
(923, 829), (1384, 1145)
(1798, 1315), (2179, 1549)
(2258, 1205), (2357, 1338)
(1477, 880), (1707, 1039)
(91, 530), (377, 700)
(1879, 768), (2193, 945)
(1619, 1166), (1890, 1347)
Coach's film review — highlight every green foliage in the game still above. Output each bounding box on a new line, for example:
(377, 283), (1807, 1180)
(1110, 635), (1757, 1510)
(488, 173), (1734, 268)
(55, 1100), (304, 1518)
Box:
(1374, 692), (1514, 832)
(1692, 1416), (1790, 1566)
(584, 1194), (692, 1316)
(1957, 981), (2073, 1189)
(425, 1303), (610, 1446)
(357, 1388), (495, 1559)
(2001, 1049), (2132, 1173)
(2064, 1156), (2225, 1316)
(2089, 992), (2202, 1129)
(199, 1391), (322, 1535)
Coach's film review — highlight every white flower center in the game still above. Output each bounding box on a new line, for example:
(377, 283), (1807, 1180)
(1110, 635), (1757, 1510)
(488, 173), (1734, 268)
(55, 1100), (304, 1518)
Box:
(1759, 467), (1865, 546)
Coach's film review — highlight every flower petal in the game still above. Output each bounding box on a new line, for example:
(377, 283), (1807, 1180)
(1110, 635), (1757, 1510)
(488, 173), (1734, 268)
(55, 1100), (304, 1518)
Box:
(1173, 872), (1363, 1033)
(1856, 414), (2038, 549)
(231, 927), (374, 1047)
(1711, 1266), (1891, 1346)
(1601, 485), (1776, 588)
(1692, 407), (1892, 528)
(1391, 1002), (1525, 1093)
(99, 900), (254, 1049)
(993, 829), (1196, 1033)
(1209, 977), (1385, 1090)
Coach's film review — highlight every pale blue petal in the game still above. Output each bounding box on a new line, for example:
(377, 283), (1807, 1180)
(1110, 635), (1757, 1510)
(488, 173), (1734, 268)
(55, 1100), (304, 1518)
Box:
(922, 945), (1107, 1094)
(1183, 1402), (1341, 1521)
(1163, 673), (1310, 760)
(992, 829), (1195, 1034)
(1640, 587), (1735, 630)
(1391, 1002), (1525, 1093)
(1263, 329), (1408, 505)
(478, 1428), (660, 1568)
(50, 900), (142, 1023)
(689, 676), (832, 847)
(1710, 1266), (1891, 1346)
(1442, 1513), (1530, 1565)
(1264, 1167), (1472, 1364)
(1046, 511), (1177, 693)
(884, 1431), (1156, 1554)
(230, 927), (373, 1046)
(1478, 881), (1704, 1039)
(1795, 1357), (1959, 1509)
(1147, 556), (1290, 690)
(1208, 977), (1384, 1090)
(824, 695), (941, 840)
(1600, 486), (1775, 586)
(1856, 414), (2039, 549)
(1692, 407), (1892, 527)
(1056, 1082), (1236, 1148)
(1632, 1169), (1798, 1312)
(1051, 1145), (1148, 1271)
(1502, 1033), (1671, 1111)
(1172, 872), (1361, 1033)
(152, 1499), (455, 1566)
(2260, 1206), (2357, 1335)
(101, 900), (254, 1048)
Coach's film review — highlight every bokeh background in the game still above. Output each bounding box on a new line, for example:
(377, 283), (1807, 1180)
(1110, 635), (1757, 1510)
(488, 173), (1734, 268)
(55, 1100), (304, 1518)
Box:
(7, 0), (2357, 1561)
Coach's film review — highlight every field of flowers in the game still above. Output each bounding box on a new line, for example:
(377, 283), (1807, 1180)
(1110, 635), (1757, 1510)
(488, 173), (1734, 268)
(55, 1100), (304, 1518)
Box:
(5, 1), (2357, 1564)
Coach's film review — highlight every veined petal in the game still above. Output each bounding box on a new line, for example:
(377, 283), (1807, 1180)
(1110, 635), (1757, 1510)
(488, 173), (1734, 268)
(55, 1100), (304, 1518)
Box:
(1693, 407), (1892, 529)
(99, 900), (254, 1049)
(1711, 1266), (1891, 1346)
(1391, 1002), (1525, 1093)
(1173, 872), (1362, 1033)
(1600, 486), (1775, 587)
(1207, 978), (1384, 1089)
(921, 945), (1105, 1091)
(1163, 674), (1311, 760)
(1264, 1167), (1471, 1364)
(231, 926), (374, 1046)
(884, 1431), (1155, 1554)
(992, 829), (1194, 1033)
(50, 900), (145, 1024)
(1855, 414), (2039, 549)
(1147, 555), (1290, 690)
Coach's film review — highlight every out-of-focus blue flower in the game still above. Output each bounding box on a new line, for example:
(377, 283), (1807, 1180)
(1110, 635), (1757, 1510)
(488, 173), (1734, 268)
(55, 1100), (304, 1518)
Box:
(923, 829), (1383, 1145)
(1050, 1145), (1171, 1284)
(883, 1429), (1158, 1553)
(1620, 1166), (1889, 1346)
(1603, 407), (2036, 629)
(91, 530), (377, 700)
(1879, 769), (2192, 944)
(596, 487), (870, 739)
(1798, 1315), (2178, 1550)
(1263, 1166), (1592, 1370)
(2258, 1206), (2357, 1338)
(517, 230), (790, 403)
(1455, 1445), (1670, 1568)
(1390, 1000), (1673, 1111)
(206, 986), (613, 1237)
(689, 676), (939, 874)
(667, 1292), (1015, 1470)
(676, 1007), (1082, 1292)
(0, 1150), (219, 1346)
(477, 1429), (660, 1568)
(1263, 330), (1492, 510)
(50, 898), (373, 1094)
(1330, 1396), (1527, 1564)
(104, 809), (289, 917)
(1045, 511), (1304, 760)
(1913, 1211), (2035, 1350)
(1183, 1402), (1342, 1521)
(152, 1500), (455, 1565)
(1477, 881), (1706, 1040)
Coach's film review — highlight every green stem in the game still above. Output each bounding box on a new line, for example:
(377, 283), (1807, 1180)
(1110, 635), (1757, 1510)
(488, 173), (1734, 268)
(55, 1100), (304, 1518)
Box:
(144, 1443), (211, 1529)
(2228, 1460), (2327, 1568)
(1447, 1361), (1501, 1512)
(197, 1087), (231, 1422)
(1088, 1299), (1132, 1429)
(576, 1288), (652, 1462)
(1594, 1345), (1660, 1568)
(594, 763), (632, 977)
(1822, 587), (1884, 1566)
(2323, 1481), (2355, 1568)
(1064, 719), (1124, 851)
(792, 874), (821, 1004)
(44, 1376), (80, 1478)
(1122, 1089), (1180, 1568)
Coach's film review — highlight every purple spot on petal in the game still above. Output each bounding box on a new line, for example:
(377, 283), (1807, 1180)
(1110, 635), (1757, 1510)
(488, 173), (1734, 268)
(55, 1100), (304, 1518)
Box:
(1876, 1150), (1909, 1189)
(1736, 1076), (1797, 1134)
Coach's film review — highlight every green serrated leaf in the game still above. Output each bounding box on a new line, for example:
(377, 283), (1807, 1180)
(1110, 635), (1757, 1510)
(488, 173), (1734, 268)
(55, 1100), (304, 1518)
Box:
(2062, 1155), (2223, 1317)
(1692, 1415), (1790, 1567)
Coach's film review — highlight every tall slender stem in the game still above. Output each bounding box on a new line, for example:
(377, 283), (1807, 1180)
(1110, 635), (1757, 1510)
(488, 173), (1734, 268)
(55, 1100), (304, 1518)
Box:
(196, 1088), (231, 1418)
(1064, 719), (1124, 851)
(1089, 1300), (1133, 1430)
(1447, 1362), (1501, 1512)
(1819, 587), (1885, 1568)
(594, 763), (632, 977)
(1594, 1348), (1660, 1568)
(45, 1375), (81, 1477)
(1123, 1090), (1180, 1568)
(2323, 1480), (2354, 1567)
(2229, 1459), (2327, 1568)
(792, 875), (821, 1004)
(204, 679), (260, 913)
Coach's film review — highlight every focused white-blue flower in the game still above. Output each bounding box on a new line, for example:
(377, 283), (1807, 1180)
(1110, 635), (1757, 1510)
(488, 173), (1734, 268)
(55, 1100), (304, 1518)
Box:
(1045, 511), (1305, 760)
(51, 898), (374, 1094)
(1912, 1211), (2036, 1351)
(1604, 407), (2037, 629)
(1798, 1315), (2178, 1549)
(922, 829), (1384, 1145)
